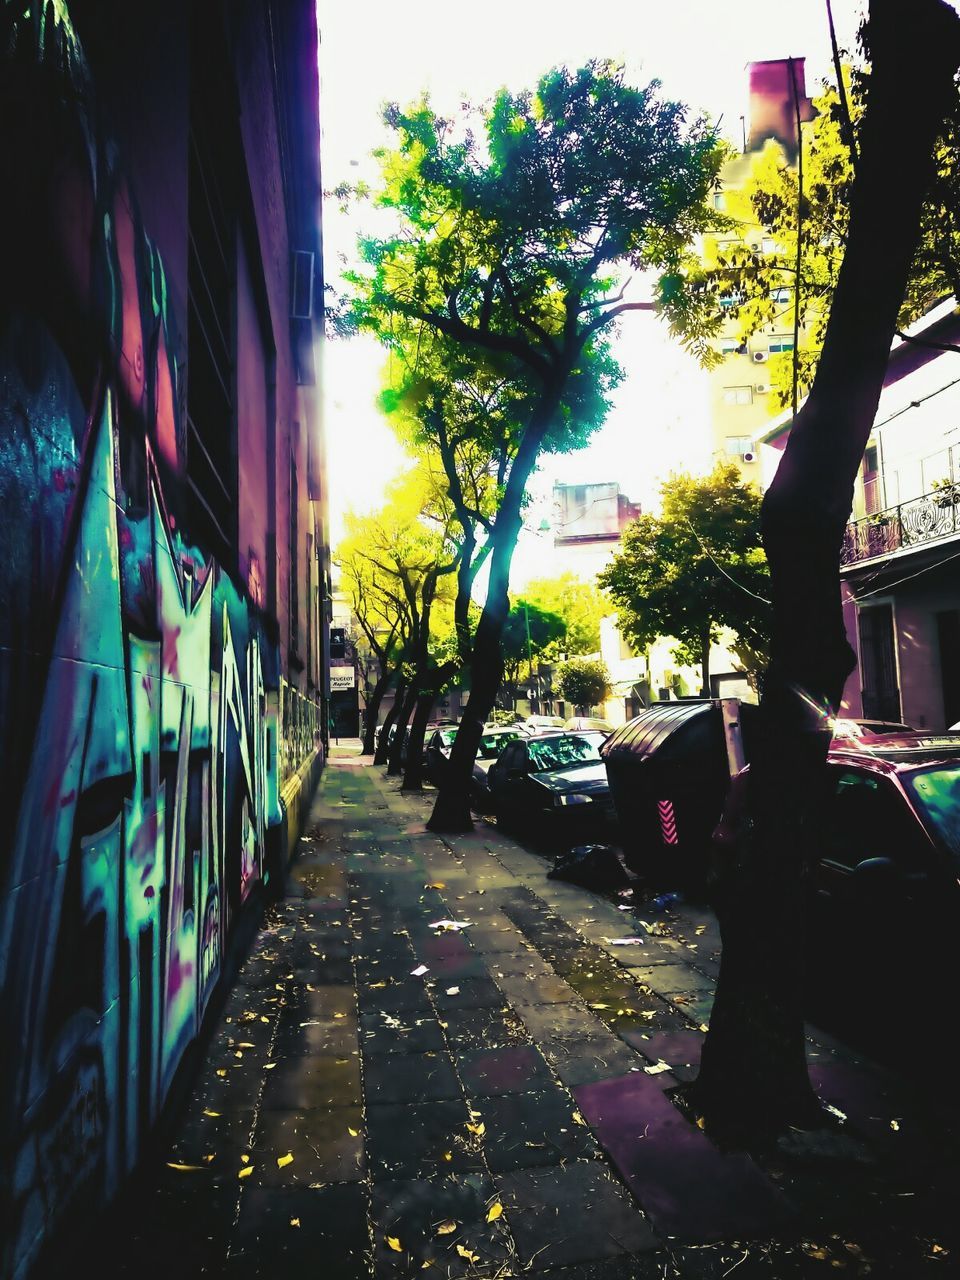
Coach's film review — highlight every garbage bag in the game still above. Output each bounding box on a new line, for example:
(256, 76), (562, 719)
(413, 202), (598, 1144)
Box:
(548, 844), (635, 890)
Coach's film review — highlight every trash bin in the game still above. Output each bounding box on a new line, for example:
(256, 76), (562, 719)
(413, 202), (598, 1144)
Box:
(600, 700), (759, 892)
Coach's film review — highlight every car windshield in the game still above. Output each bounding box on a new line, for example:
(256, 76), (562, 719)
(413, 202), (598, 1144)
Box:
(439, 728), (458, 747)
(478, 730), (520, 759)
(527, 734), (603, 772)
(905, 765), (960, 858)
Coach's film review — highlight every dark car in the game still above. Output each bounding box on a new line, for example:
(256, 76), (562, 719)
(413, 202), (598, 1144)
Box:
(829, 716), (915, 740)
(424, 723), (527, 799)
(486, 731), (615, 844)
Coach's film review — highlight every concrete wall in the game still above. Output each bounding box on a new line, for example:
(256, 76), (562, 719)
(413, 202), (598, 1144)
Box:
(0, 6), (323, 1277)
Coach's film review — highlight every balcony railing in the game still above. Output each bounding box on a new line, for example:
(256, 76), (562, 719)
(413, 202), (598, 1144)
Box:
(842, 484), (960, 566)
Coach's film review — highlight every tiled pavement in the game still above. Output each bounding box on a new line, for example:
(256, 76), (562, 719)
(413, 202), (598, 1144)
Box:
(68, 743), (960, 1279)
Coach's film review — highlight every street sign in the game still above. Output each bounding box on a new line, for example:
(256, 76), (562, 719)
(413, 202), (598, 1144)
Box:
(330, 666), (355, 691)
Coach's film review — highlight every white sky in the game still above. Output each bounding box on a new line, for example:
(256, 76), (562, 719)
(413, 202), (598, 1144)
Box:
(318, 0), (868, 582)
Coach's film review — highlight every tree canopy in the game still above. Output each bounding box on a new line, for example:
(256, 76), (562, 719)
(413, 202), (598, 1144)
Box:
(555, 656), (611, 710)
(598, 464), (770, 692)
(500, 598), (567, 697)
(519, 572), (609, 656)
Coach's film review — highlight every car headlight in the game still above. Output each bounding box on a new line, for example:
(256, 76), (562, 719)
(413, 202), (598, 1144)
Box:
(555, 793), (593, 806)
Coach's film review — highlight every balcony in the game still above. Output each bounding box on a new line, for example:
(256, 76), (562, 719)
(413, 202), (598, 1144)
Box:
(842, 483), (960, 566)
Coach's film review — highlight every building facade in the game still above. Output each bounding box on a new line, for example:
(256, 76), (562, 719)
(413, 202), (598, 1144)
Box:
(757, 303), (960, 732)
(0, 3), (327, 1275)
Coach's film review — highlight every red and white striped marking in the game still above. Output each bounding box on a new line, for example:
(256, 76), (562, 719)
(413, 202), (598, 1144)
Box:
(657, 799), (678, 844)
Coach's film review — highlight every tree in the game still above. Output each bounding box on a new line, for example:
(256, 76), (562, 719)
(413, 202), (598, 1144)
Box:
(689, 0), (960, 1140)
(599, 465), (770, 696)
(555, 657), (611, 711)
(664, 45), (960, 407)
(520, 573), (608, 656)
(500, 599), (566, 706)
(345, 61), (727, 831)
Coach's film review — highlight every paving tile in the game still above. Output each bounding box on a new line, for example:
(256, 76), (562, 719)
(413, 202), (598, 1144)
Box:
(496, 1162), (658, 1268)
(439, 1006), (531, 1051)
(363, 1051), (463, 1104)
(273, 1008), (357, 1058)
(225, 1184), (368, 1279)
(360, 1010), (447, 1055)
(365, 1099), (485, 1180)
(431, 976), (505, 1008)
(541, 1038), (642, 1089)
(498, 973), (579, 1006)
(516, 1001), (609, 1044)
(357, 974), (434, 1015)
(260, 1054), (362, 1109)
(249, 1107), (364, 1184)
(573, 1072), (794, 1241)
(370, 1173), (512, 1275)
(478, 1088), (601, 1171)
(456, 1045), (555, 1097)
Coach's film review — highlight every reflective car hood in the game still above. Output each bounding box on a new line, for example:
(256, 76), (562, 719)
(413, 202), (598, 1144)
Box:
(530, 762), (610, 794)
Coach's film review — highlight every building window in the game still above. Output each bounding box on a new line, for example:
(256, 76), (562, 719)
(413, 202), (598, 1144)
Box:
(768, 335), (795, 353)
(719, 338), (744, 355)
(712, 192), (726, 210)
(186, 4), (239, 561)
(769, 286), (791, 304)
(725, 435), (754, 459)
(722, 387), (754, 407)
(289, 453), (299, 654)
(761, 236), (778, 254)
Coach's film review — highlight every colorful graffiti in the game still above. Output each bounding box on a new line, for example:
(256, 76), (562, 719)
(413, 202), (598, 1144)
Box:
(0, 5), (288, 1276)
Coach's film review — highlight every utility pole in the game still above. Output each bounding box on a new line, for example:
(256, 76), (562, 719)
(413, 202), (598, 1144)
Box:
(523, 601), (536, 711)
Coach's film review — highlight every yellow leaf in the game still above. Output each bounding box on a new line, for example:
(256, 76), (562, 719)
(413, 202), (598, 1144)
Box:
(348, 1127), (359, 1137)
(425, 882), (446, 889)
(456, 1245), (480, 1263)
(203, 1109), (221, 1117)
(216, 1069), (228, 1078)
(165, 1162), (206, 1172)
(260, 1015), (270, 1023)
(386, 1236), (403, 1253)
(486, 1202), (503, 1223)
(290, 1218), (301, 1228)
(443, 1151), (453, 1162)
(590, 1003), (609, 1010)
(466, 1122), (485, 1137)
(265, 1062), (277, 1070)
(203, 1153), (216, 1163)
(369, 981), (387, 990)
(277, 1153), (294, 1168)
(572, 1111), (587, 1127)
(421, 1262), (434, 1270)
(436, 1220), (457, 1236)
(238, 1165), (254, 1179)
(334, 1012), (347, 1020)
(241, 1154), (251, 1164)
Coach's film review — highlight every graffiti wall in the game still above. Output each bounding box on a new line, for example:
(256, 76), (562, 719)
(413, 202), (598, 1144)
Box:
(0, 5), (286, 1275)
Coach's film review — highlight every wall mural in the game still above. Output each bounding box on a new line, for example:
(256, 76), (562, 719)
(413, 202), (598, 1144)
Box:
(0, 5), (286, 1275)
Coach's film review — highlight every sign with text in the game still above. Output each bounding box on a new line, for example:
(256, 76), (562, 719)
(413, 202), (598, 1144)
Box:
(330, 666), (355, 691)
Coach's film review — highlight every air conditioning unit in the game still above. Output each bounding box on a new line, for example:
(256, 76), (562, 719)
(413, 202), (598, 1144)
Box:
(752, 350), (768, 363)
(291, 249), (315, 320)
(742, 451), (757, 464)
(754, 383), (769, 394)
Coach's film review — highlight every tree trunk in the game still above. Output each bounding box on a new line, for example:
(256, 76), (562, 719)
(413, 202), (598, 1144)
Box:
(691, 0), (960, 1141)
(428, 396), (558, 832)
(387, 682), (418, 776)
(402, 661), (459, 791)
(362, 667), (394, 755)
(373, 679), (405, 766)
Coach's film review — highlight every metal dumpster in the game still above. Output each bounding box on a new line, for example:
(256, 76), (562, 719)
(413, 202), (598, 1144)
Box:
(600, 699), (759, 892)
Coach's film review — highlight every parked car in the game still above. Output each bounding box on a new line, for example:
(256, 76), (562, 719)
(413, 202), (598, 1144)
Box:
(563, 716), (614, 733)
(424, 723), (528, 798)
(486, 730), (615, 845)
(829, 716), (915, 739)
(522, 714), (566, 732)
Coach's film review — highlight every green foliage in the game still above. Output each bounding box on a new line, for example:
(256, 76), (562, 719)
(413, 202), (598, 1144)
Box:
(556, 656), (611, 709)
(520, 572), (608, 655)
(501, 599), (566, 675)
(662, 63), (960, 400)
(598, 464), (770, 673)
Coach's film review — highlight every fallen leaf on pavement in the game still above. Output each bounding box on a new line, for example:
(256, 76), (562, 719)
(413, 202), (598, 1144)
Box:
(203, 1109), (221, 1117)
(348, 1127), (359, 1137)
(386, 1236), (403, 1253)
(425, 882), (446, 889)
(436, 1220), (457, 1236)
(466, 1121), (486, 1137)
(486, 1202), (503, 1223)
(277, 1153), (294, 1168)
(644, 1061), (671, 1075)
(572, 1111), (587, 1127)
(166, 1162), (207, 1172)
(290, 1218), (301, 1228)
(238, 1166), (254, 1179)
(456, 1245), (480, 1263)
(411, 964), (429, 977)
(445, 987), (460, 996)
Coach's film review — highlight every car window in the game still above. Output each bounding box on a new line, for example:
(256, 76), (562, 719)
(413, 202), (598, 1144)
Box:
(821, 768), (929, 871)
(478, 730), (519, 759)
(440, 728), (458, 747)
(527, 734), (603, 772)
(905, 765), (960, 859)
(498, 743), (521, 771)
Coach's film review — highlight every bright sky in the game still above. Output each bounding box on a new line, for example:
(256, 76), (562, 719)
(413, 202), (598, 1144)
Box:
(317, 0), (867, 583)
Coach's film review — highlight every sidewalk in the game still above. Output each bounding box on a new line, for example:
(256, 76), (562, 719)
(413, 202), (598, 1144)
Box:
(76, 744), (959, 1279)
